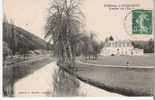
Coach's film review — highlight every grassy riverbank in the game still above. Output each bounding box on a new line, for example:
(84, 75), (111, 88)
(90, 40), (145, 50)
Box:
(80, 55), (154, 66)
(75, 55), (153, 96)
(75, 64), (153, 96)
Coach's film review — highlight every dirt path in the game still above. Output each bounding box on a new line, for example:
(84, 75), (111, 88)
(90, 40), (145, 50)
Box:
(14, 61), (123, 97)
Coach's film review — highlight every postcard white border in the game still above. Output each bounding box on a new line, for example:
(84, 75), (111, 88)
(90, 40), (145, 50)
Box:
(0, 0), (154, 100)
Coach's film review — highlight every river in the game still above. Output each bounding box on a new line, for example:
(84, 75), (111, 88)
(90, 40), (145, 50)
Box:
(14, 61), (123, 97)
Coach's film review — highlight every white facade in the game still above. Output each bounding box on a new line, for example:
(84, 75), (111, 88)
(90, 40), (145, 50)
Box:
(100, 40), (144, 56)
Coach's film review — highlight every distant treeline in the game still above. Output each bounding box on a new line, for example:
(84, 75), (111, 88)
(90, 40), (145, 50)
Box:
(3, 22), (52, 56)
(131, 40), (154, 53)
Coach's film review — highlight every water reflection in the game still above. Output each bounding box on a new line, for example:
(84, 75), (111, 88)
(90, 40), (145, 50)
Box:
(3, 57), (53, 97)
(52, 68), (81, 96)
(3, 65), (15, 97)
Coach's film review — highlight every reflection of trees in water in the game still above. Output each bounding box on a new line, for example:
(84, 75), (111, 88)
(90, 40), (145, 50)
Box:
(52, 68), (80, 96)
(3, 65), (15, 97)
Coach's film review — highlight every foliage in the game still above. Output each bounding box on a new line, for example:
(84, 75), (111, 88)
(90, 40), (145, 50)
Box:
(109, 36), (114, 41)
(3, 42), (12, 59)
(132, 39), (154, 53)
(3, 22), (50, 55)
(45, 0), (83, 66)
(76, 33), (103, 60)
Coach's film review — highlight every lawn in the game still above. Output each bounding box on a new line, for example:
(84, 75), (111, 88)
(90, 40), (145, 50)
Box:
(80, 55), (154, 66)
(75, 55), (154, 96)
(76, 63), (153, 96)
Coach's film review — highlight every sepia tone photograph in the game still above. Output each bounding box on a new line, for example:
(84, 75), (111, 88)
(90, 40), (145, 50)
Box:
(2, 0), (154, 98)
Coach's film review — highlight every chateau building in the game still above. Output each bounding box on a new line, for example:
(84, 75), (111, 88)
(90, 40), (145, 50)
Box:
(101, 40), (144, 56)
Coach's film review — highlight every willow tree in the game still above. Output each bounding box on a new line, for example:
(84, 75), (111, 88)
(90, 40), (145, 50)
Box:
(45, 0), (83, 69)
(45, 0), (83, 70)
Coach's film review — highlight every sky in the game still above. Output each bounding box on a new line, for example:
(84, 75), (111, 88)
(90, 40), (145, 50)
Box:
(4, 0), (154, 41)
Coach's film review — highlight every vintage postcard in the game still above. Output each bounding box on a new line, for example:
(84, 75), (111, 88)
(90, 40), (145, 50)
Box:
(2, 0), (154, 99)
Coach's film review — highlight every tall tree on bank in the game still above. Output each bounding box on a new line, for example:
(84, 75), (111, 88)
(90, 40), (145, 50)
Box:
(45, 0), (83, 69)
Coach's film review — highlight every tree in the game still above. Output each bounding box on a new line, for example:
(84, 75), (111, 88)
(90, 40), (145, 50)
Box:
(79, 34), (90, 59)
(10, 20), (16, 55)
(132, 39), (154, 53)
(109, 36), (114, 41)
(3, 16), (17, 56)
(147, 39), (154, 53)
(78, 33), (103, 60)
(3, 42), (12, 61)
(45, 0), (83, 68)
